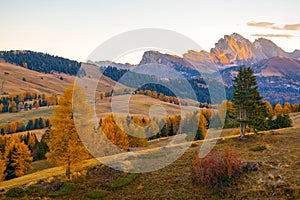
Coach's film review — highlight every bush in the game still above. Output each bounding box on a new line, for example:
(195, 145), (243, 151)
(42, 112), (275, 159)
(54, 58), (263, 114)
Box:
(86, 189), (108, 199)
(268, 114), (292, 130)
(105, 173), (139, 188)
(47, 183), (74, 197)
(191, 147), (242, 188)
(6, 187), (26, 197)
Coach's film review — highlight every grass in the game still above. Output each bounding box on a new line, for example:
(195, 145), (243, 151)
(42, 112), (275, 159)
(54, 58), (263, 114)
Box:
(25, 186), (47, 196)
(0, 158), (99, 190)
(0, 107), (54, 125)
(105, 173), (140, 189)
(2, 114), (300, 199)
(86, 189), (108, 199)
(250, 145), (268, 151)
(95, 94), (199, 119)
(26, 160), (56, 175)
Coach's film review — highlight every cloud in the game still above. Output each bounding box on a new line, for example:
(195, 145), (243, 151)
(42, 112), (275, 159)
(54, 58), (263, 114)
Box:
(283, 23), (300, 30)
(247, 21), (300, 31)
(251, 34), (295, 39)
(247, 21), (277, 29)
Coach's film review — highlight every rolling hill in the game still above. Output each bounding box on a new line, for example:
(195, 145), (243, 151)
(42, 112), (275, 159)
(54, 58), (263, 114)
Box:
(0, 60), (118, 96)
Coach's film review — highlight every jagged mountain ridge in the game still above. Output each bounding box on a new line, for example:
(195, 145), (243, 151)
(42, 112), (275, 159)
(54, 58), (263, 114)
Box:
(92, 33), (300, 78)
(185, 33), (300, 66)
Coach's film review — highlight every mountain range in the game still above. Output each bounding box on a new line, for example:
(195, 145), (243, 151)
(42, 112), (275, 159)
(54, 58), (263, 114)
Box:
(91, 33), (300, 104)
(1, 33), (300, 104)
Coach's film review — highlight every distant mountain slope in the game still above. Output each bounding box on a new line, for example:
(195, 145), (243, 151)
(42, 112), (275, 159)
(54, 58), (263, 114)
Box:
(253, 56), (300, 78)
(0, 50), (83, 75)
(220, 57), (300, 104)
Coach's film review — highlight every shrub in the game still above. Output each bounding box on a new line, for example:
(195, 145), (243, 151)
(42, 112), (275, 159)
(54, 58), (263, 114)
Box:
(86, 189), (108, 199)
(191, 147), (243, 188)
(47, 183), (74, 197)
(6, 187), (26, 197)
(105, 173), (139, 188)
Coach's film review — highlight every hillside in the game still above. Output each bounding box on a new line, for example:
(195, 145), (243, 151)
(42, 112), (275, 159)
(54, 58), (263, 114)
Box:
(1, 113), (300, 199)
(0, 61), (119, 96)
(0, 50), (81, 75)
(253, 56), (300, 78)
(0, 61), (74, 95)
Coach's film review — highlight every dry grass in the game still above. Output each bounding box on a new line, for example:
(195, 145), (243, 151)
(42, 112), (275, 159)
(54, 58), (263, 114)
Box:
(0, 61), (119, 96)
(95, 94), (199, 119)
(0, 61), (74, 95)
(1, 124), (300, 199)
(0, 107), (54, 125)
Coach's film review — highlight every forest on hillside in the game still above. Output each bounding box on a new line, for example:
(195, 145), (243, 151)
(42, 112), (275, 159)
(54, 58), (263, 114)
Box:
(0, 50), (84, 76)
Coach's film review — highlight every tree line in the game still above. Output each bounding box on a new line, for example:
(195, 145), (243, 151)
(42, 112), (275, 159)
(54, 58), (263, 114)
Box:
(1, 50), (82, 75)
(0, 92), (58, 113)
(0, 117), (50, 135)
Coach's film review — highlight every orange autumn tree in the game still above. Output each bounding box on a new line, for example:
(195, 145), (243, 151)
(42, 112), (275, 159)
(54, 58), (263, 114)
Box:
(0, 153), (7, 181)
(4, 136), (32, 179)
(46, 85), (90, 179)
(101, 114), (129, 150)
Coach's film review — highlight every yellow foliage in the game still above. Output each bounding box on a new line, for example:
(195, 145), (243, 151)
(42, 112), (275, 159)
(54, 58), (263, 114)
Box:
(46, 85), (90, 177)
(0, 153), (6, 181)
(274, 104), (283, 115)
(4, 136), (32, 178)
(101, 114), (129, 150)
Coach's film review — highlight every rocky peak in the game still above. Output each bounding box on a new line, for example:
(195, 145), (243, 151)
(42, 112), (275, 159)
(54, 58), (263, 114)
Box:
(253, 38), (286, 58)
(210, 33), (258, 65)
(139, 51), (182, 65)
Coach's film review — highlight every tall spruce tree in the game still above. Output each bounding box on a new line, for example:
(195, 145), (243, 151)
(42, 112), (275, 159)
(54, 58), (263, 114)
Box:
(232, 67), (268, 137)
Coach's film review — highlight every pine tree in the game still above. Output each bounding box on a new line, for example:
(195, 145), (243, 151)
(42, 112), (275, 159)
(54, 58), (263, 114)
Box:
(46, 85), (90, 179)
(232, 67), (267, 137)
(37, 129), (50, 160)
(26, 119), (34, 131)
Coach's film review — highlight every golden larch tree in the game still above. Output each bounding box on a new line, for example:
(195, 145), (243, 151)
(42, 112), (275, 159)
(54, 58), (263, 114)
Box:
(4, 136), (32, 179)
(46, 85), (90, 179)
(101, 114), (129, 150)
(0, 153), (7, 181)
(274, 104), (283, 115)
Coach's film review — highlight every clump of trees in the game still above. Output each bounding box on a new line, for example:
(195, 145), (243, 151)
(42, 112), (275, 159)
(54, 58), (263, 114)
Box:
(0, 117), (50, 135)
(0, 134), (37, 180)
(0, 92), (58, 113)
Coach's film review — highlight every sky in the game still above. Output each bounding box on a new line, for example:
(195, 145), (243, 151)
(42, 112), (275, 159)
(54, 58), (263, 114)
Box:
(0, 0), (299, 63)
